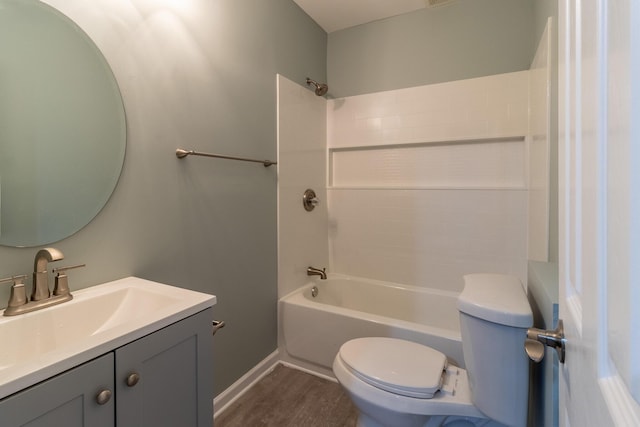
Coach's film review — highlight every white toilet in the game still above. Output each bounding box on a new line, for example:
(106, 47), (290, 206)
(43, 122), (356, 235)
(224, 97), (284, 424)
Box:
(333, 274), (533, 427)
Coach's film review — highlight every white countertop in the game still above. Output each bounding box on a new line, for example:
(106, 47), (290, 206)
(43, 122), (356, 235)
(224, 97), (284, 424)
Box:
(0, 277), (216, 399)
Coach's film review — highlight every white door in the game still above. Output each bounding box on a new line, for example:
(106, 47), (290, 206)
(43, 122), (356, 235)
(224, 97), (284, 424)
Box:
(558, 0), (640, 425)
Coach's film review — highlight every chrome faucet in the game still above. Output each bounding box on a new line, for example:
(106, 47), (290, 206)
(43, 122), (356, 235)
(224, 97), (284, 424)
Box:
(32, 247), (64, 301)
(307, 266), (327, 280)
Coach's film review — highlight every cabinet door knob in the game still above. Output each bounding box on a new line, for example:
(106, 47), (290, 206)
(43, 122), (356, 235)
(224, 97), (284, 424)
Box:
(96, 389), (112, 405)
(126, 372), (140, 387)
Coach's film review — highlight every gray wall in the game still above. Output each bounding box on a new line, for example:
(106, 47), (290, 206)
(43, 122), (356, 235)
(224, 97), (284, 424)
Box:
(327, 0), (536, 97)
(534, 0), (559, 51)
(0, 0), (326, 396)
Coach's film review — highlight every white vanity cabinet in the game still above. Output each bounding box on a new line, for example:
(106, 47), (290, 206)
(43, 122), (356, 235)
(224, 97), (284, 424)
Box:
(0, 308), (213, 427)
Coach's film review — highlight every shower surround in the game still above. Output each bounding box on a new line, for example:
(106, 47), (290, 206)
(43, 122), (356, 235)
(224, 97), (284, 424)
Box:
(326, 71), (530, 292)
(278, 70), (533, 297)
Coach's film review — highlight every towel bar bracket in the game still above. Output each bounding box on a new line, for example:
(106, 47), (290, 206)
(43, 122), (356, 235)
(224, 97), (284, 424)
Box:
(212, 320), (226, 336)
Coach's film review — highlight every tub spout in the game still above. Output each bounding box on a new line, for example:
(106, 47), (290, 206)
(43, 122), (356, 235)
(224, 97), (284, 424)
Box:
(307, 266), (327, 280)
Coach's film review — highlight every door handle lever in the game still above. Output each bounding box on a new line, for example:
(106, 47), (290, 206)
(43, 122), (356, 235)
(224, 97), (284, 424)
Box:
(525, 319), (566, 364)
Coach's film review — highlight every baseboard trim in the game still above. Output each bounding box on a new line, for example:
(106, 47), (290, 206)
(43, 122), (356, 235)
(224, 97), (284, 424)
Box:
(213, 350), (281, 418)
(279, 360), (337, 383)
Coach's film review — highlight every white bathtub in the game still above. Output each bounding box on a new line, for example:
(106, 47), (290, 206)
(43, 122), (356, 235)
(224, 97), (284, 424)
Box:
(280, 275), (464, 370)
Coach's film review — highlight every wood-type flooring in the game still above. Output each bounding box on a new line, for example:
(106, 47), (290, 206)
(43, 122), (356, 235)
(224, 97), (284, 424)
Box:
(215, 364), (358, 427)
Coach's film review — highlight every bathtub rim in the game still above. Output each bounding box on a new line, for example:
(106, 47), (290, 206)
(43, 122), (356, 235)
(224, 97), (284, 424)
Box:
(279, 273), (462, 343)
(280, 273), (461, 300)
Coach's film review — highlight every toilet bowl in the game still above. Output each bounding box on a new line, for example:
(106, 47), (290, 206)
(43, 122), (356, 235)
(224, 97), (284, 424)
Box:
(333, 274), (532, 427)
(333, 337), (501, 427)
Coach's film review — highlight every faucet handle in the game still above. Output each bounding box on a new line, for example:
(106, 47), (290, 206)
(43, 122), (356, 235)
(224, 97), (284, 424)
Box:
(52, 264), (85, 297)
(52, 264), (86, 274)
(0, 275), (28, 286)
(1, 275), (29, 308)
(0, 276), (16, 285)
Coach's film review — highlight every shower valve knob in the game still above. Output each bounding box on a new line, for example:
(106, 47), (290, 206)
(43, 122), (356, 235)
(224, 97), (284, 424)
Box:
(303, 189), (319, 211)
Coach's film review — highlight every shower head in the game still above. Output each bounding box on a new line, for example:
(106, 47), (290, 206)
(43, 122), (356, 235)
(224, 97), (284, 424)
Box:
(306, 78), (328, 96)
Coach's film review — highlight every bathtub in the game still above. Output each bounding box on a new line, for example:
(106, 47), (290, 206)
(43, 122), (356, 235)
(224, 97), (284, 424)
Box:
(280, 275), (464, 370)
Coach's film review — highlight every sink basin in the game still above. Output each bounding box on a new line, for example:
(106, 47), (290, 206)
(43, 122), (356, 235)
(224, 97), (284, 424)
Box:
(0, 277), (216, 399)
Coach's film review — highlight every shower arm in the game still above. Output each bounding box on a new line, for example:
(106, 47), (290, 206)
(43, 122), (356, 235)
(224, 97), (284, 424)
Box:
(306, 77), (328, 96)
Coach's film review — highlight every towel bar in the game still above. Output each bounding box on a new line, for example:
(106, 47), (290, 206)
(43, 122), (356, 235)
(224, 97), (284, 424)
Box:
(176, 148), (276, 167)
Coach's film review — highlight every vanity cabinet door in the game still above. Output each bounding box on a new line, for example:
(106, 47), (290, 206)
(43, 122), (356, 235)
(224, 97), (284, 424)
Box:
(0, 353), (114, 427)
(115, 308), (213, 427)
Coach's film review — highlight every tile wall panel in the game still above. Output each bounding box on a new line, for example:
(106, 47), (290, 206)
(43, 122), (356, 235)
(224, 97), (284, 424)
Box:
(326, 71), (531, 291)
(331, 139), (526, 188)
(528, 22), (551, 262)
(328, 189), (528, 291)
(328, 71), (529, 148)
(277, 75), (329, 298)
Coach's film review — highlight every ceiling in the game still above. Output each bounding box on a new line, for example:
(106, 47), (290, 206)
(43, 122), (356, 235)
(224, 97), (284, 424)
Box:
(292, 0), (432, 33)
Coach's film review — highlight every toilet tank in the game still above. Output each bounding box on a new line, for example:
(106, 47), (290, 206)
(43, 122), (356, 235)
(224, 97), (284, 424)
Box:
(458, 274), (532, 427)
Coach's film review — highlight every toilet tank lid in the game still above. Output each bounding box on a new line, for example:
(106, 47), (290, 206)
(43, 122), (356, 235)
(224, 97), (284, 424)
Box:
(458, 274), (532, 327)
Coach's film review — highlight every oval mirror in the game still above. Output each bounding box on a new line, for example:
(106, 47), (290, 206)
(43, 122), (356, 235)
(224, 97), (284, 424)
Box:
(0, 0), (126, 247)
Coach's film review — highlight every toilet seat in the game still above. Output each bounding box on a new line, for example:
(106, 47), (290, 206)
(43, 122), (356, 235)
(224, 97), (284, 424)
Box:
(338, 337), (447, 398)
(333, 338), (488, 420)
